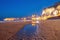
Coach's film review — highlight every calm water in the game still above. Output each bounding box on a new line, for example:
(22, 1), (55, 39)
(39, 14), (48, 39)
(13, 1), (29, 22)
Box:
(9, 24), (41, 40)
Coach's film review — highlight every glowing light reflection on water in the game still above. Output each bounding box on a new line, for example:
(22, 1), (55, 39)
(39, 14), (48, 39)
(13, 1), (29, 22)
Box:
(9, 24), (40, 40)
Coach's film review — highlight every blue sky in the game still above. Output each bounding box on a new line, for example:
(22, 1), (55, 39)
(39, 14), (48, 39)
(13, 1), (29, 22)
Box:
(0, 0), (60, 18)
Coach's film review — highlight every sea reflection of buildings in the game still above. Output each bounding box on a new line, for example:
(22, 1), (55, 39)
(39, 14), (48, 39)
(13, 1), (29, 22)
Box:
(9, 27), (35, 40)
(9, 29), (42, 40)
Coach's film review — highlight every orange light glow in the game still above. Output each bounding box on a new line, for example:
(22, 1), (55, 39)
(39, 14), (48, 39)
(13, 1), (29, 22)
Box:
(41, 5), (60, 20)
(4, 18), (15, 21)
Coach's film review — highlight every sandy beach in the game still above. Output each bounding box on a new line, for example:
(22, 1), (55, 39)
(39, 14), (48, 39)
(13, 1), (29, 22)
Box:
(0, 19), (60, 40)
(39, 19), (60, 40)
(0, 21), (31, 40)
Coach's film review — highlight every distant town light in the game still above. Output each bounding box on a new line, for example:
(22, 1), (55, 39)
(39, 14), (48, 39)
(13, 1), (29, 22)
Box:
(36, 21), (39, 23)
(4, 18), (15, 21)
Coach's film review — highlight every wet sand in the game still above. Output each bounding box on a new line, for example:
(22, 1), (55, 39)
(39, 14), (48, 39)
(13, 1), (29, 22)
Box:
(0, 21), (30, 40)
(39, 19), (60, 40)
(0, 19), (60, 40)
(7, 20), (60, 40)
